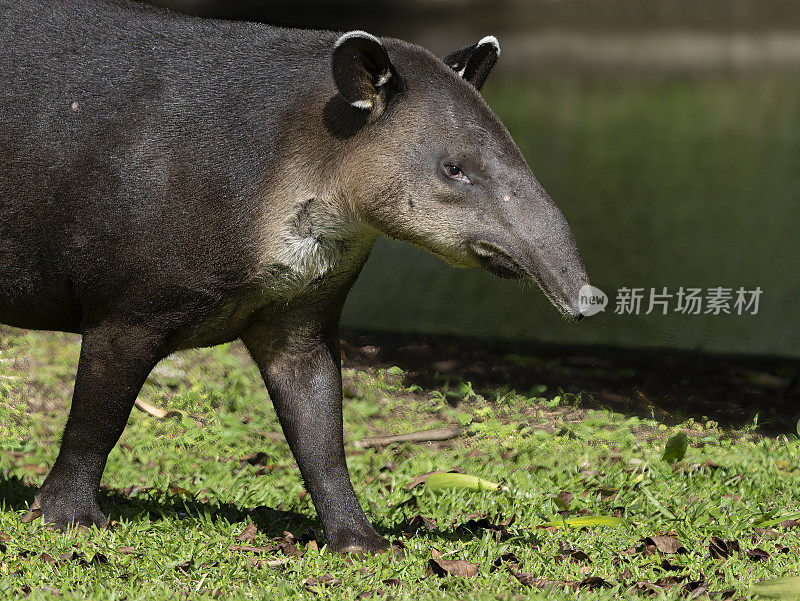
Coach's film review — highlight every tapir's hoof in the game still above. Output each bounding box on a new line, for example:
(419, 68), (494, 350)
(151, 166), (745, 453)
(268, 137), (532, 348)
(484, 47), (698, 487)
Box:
(337, 542), (404, 559)
(329, 531), (396, 555)
(26, 491), (107, 531)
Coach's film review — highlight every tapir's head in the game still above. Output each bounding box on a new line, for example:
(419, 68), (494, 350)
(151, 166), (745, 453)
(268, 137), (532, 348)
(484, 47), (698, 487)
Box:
(327, 31), (589, 320)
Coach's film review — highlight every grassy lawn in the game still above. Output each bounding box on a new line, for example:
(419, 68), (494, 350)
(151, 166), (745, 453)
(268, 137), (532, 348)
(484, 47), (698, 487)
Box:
(1, 328), (799, 600)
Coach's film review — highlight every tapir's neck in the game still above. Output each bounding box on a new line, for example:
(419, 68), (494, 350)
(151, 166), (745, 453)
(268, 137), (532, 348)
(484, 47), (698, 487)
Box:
(253, 91), (381, 298)
(255, 187), (377, 297)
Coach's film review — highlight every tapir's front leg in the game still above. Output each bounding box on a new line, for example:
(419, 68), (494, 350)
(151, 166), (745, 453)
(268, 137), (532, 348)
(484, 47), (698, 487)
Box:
(242, 325), (389, 553)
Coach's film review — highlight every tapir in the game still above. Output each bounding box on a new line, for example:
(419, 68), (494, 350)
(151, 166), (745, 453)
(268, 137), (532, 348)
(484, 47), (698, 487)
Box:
(0, 0), (589, 552)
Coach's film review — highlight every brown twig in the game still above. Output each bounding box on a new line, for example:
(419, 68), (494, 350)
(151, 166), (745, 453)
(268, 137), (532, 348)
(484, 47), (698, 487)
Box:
(353, 426), (464, 449)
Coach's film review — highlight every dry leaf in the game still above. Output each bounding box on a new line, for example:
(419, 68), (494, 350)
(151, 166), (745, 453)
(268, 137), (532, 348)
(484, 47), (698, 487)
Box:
(513, 573), (561, 589)
(262, 557), (292, 568)
(709, 537), (740, 560)
(22, 464), (47, 475)
(752, 527), (780, 542)
(20, 507), (42, 523)
(41, 586), (61, 597)
(168, 484), (192, 497)
(304, 573), (341, 589)
(626, 535), (687, 556)
(555, 543), (591, 564)
(648, 535), (687, 554)
(274, 532), (303, 558)
(229, 544), (274, 554)
(557, 490), (574, 508)
(235, 524), (258, 542)
(490, 552), (522, 573)
(455, 517), (513, 541)
(660, 558), (685, 572)
(746, 548), (770, 561)
(425, 557), (479, 578)
(580, 576), (611, 589)
(239, 452), (271, 467)
(399, 514), (437, 534)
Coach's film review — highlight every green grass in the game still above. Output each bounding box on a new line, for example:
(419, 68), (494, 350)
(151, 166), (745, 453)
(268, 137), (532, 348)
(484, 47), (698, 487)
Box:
(1, 328), (799, 600)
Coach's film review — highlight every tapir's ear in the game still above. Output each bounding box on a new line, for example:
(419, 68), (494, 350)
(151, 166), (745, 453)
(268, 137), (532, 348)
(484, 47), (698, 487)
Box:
(442, 35), (500, 91)
(332, 30), (393, 113)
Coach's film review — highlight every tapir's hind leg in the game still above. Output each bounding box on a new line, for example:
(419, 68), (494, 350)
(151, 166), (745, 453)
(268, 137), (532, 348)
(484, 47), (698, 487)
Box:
(29, 325), (163, 530)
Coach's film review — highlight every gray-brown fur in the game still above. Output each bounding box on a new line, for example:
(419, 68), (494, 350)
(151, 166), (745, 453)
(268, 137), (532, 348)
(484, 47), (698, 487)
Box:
(0, 0), (588, 553)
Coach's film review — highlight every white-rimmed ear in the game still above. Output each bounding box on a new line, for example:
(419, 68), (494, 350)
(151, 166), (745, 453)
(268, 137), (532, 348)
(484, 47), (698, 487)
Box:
(442, 35), (500, 91)
(332, 30), (393, 113)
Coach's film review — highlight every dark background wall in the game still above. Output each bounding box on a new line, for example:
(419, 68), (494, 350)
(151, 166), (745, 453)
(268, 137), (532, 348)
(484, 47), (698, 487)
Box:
(146, 0), (800, 357)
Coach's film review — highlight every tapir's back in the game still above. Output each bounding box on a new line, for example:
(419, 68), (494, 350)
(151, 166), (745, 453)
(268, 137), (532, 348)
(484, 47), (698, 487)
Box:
(0, 0), (334, 332)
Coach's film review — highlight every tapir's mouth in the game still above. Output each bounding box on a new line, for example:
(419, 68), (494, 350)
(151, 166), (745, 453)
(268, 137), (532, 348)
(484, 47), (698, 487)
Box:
(468, 240), (528, 280)
(468, 239), (583, 322)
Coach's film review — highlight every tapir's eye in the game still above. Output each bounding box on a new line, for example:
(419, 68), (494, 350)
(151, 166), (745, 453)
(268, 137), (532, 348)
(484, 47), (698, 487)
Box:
(443, 163), (471, 183)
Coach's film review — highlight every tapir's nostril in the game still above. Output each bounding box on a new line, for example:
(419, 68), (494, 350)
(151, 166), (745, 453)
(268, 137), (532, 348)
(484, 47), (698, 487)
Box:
(561, 265), (568, 274)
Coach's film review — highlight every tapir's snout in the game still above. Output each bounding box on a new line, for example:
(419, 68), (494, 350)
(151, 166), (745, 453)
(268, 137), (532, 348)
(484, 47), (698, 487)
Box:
(467, 194), (589, 321)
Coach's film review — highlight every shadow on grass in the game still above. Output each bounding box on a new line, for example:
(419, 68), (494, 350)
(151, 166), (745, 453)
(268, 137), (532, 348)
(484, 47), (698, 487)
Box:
(341, 330), (800, 435)
(0, 473), (319, 540)
(0, 473), (512, 548)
